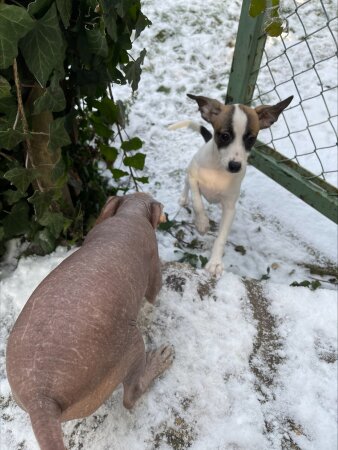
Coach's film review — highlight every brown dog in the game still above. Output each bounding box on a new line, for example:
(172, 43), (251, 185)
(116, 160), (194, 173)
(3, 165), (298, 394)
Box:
(6, 192), (174, 450)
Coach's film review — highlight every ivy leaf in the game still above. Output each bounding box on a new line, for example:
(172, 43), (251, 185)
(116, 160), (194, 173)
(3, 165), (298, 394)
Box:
(50, 68), (65, 89)
(28, 0), (54, 17)
(3, 201), (31, 238)
(123, 153), (145, 170)
(0, 98), (23, 148)
(0, 97), (19, 126)
(0, 4), (35, 69)
(158, 219), (176, 232)
(135, 11), (151, 39)
(0, 94), (17, 115)
(56, 0), (72, 28)
(134, 176), (149, 184)
(101, 0), (117, 41)
(100, 144), (118, 163)
(117, 32), (132, 51)
(4, 167), (38, 194)
(249, 0), (267, 17)
(290, 279), (321, 290)
(51, 157), (67, 185)
(33, 84), (66, 114)
(3, 189), (26, 206)
(178, 251), (199, 268)
(111, 168), (128, 180)
(92, 97), (119, 124)
(0, 129), (25, 150)
(86, 26), (108, 58)
(20, 4), (65, 87)
(28, 190), (54, 219)
(123, 48), (146, 91)
(48, 117), (71, 151)
(113, 0), (135, 17)
(265, 19), (284, 37)
(33, 228), (56, 254)
(90, 115), (113, 139)
(0, 76), (11, 99)
(121, 137), (143, 151)
(38, 211), (66, 238)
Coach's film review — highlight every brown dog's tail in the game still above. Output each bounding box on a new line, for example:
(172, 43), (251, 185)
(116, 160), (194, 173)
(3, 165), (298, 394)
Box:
(168, 120), (212, 143)
(29, 400), (66, 450)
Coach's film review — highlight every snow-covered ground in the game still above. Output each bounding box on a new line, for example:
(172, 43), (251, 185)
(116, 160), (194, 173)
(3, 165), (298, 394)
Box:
(1, 1), (337, 449)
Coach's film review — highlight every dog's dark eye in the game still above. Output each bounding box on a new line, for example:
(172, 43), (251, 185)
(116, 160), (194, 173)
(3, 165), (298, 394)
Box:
(244, 134), (256, 150)
(220, 132), (231, 144)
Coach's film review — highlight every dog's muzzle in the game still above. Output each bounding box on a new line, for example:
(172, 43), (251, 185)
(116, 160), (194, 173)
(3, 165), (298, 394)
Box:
(228, 161), (242, 173)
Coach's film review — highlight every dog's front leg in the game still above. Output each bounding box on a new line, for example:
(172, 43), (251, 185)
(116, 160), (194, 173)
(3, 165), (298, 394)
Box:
(206, 201), (236, 275)
(179, 175), (190, 207)
(189, 176), (210, 234)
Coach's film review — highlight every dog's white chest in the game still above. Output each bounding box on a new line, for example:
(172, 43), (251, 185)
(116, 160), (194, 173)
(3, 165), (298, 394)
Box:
(196, 167), (243, 203)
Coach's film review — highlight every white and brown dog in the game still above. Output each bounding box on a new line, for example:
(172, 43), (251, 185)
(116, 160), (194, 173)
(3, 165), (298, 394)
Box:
(169, 93), (293, 276)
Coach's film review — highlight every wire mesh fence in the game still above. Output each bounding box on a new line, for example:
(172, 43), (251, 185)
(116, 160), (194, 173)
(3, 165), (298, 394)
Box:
(251, 0), (338, 188)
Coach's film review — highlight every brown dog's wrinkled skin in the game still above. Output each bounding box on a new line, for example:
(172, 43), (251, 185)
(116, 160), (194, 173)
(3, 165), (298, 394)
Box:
(6, 192), (174, 450)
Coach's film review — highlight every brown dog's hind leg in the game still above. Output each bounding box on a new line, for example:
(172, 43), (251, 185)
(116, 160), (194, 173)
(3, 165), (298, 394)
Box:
(123, 331), (174, 409)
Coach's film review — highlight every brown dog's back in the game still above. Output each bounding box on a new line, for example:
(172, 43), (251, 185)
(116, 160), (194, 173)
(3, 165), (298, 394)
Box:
(6, 193), (167, 450)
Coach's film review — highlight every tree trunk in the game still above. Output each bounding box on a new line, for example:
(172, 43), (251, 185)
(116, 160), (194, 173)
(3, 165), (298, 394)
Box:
(25, 85), (74, 214)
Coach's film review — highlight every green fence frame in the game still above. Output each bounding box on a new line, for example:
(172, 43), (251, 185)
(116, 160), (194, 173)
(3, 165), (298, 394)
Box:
(226, 1), (338, 223)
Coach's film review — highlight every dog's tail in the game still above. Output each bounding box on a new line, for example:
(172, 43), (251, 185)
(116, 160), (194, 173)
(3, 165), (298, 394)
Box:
(168, 120), (212, 143)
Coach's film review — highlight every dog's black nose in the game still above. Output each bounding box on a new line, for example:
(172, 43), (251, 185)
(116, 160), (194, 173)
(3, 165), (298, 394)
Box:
(228, 161), (241, 173)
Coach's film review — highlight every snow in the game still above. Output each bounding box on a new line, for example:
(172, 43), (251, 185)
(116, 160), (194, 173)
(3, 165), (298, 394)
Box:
(0, 0), (337, 449)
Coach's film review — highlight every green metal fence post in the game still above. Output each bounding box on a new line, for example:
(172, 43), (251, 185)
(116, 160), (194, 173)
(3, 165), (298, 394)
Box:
(226, 1), (266, 105)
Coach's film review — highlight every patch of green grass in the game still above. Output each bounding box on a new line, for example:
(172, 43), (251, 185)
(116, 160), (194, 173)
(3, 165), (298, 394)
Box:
(157, 85), (171, 94)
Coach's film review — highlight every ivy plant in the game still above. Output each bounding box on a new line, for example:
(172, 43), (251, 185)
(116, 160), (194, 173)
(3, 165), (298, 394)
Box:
(249, 0), (286, 37)
(0, 0), (151, 256)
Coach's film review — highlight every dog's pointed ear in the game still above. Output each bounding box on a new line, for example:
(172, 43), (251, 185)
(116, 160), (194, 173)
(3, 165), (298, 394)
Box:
(150, 201), (163, 229)
(95, 196), (122, 225)
(187, 94), (223, 123)
(255, 96), (293, 130)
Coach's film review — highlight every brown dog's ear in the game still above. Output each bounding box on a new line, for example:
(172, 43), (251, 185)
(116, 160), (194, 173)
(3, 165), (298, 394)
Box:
(150, 202), (163, 229)
(95, 196), (122, 225)
(187, 94), (223, 123)
(255, 96), (293, 130)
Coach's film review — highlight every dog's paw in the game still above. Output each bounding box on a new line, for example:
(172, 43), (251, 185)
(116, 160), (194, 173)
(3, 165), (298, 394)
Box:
(205, 259), (224, 276)
(146, 344), (175, 377)
(195, 215), (210, 235)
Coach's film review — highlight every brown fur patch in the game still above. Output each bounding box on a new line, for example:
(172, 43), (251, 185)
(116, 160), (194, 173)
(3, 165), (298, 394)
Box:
(210, 105), (235, 133)
(238, 105), (260, 135)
